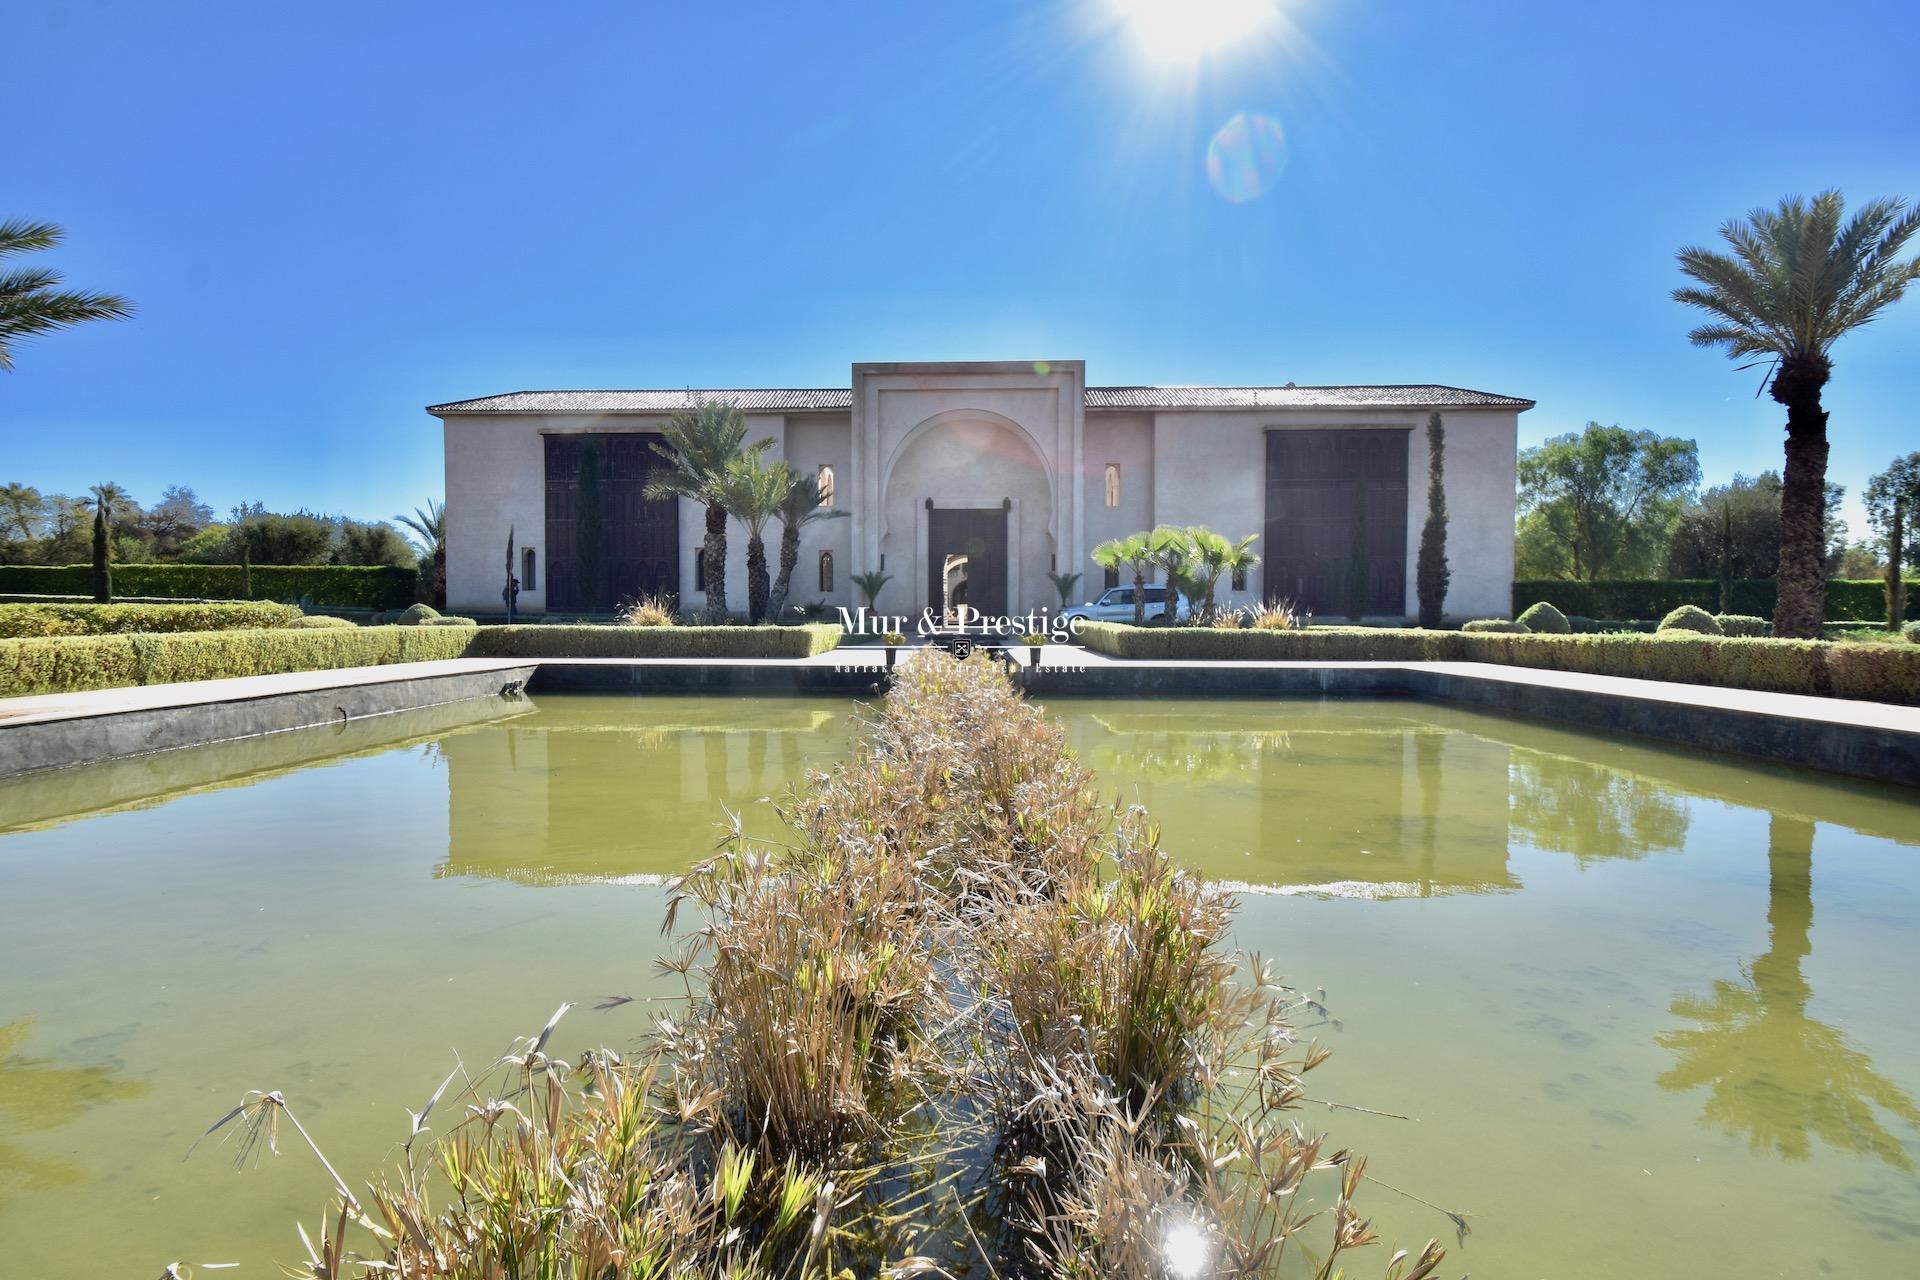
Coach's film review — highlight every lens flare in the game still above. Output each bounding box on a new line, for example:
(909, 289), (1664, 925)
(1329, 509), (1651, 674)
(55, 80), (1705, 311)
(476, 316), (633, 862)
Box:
(1110, 0), (1278, 66)
(1163, 1217), (1211, 1279)
(1206, 112), (1287, 203)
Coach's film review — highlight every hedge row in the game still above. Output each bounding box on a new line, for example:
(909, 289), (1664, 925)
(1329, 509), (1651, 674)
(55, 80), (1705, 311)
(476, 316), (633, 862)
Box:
(0, 601), (302, 638)
(0, 626), (477, 696)
(1513, 578), (1919, 623)
(0, 564), (419, 609)
(469, 623), (844, 660)
(1074, 623), (1920, 705)
(0, 623), (844, 695)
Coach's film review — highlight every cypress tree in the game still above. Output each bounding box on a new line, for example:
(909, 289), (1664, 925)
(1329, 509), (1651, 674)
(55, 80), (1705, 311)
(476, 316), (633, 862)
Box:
(575, 441), (604, 610)
(1887, 494), (1907, 630)
(91, 503), (111, 602)
(1416, 411), (1450, 627)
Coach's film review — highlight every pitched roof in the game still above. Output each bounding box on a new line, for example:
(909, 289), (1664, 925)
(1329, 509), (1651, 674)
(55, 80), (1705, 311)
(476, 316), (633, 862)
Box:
(428, 383), (1532, 415)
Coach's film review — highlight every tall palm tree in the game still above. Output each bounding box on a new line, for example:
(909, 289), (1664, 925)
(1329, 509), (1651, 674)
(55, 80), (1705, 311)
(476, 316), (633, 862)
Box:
(0, 220), (133, 371)
(646, 399), (772, 621)
(712, 453), (791, 624)
(767, 471), (848, 621)
(395, 499), (447, 609)
(1092, 532), (1155, 625)
(1674, 191), (1920, 637)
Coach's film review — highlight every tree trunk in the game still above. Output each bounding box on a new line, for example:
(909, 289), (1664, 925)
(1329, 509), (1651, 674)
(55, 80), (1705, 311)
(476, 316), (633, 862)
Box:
(767, 523), (801, 621)
(703, 502), (728, 622)
(1132, 567), (1146, 626)
(1771, 357), (1832, 639)
(746, 532), (769, 624)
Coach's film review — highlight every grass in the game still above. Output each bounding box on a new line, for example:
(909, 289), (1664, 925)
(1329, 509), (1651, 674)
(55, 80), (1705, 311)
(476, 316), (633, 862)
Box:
(184, 651), (1446, 1279)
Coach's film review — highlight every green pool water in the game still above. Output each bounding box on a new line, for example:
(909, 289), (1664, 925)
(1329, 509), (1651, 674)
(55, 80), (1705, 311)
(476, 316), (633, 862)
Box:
(1, 693), (1916, 1276)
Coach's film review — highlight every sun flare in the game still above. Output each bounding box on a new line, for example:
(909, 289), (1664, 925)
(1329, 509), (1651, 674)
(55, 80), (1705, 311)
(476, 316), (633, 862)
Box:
(1109, 0), (1280, 65)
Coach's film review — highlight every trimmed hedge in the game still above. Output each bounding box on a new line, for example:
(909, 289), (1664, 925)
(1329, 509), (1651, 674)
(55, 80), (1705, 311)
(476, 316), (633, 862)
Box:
(1074, 622), (1920, 704)
(1515, 602), (1570, 634)
(1464, 618), (1529, 634)
(1657, 605), (1722, 635)
(0, 626), (477, 696)
(1514, 578), (1920, 623)
(0, 601), (302, 638)
(0, 564), (419, 609)
(469, 624), (843, 660)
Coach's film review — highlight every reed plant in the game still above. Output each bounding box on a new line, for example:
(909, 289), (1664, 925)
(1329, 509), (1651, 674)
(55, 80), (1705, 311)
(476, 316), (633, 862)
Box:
(187, 649), (1447, 1280)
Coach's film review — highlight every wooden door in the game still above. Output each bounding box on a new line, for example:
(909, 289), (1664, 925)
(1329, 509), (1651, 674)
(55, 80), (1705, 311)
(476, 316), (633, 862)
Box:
(926, 507), (1008, 621)
(1263, 430), (1409, 616)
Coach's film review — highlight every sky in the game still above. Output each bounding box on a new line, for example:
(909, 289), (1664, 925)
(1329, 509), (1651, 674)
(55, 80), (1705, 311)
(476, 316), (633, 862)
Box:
(5, 0), (1917, 539)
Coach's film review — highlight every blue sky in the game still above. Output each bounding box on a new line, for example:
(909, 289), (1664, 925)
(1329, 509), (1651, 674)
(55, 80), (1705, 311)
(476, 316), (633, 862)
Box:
(6, 0), (1917, 538)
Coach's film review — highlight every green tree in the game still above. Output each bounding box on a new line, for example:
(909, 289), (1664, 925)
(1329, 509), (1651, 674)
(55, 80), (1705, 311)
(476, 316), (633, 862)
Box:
(713, 453), (792, 623)
(850, 569), (891, 613)
(1045, 570), (1082, 612)
(87, 483), (128, 602)
(1185, 527), (1259, 622)
(1091, 532), (1155, 625)
(1516, 423), (1701, 579)
(1664, 472), (1848, 581)
(0, 220), (132, 371)
(0, 483), (44, 542)
(144, 484), (213, 558)
(1675, 190), (1920, 637)
(234, 510), (335, 565)
(1416, 412), (1450, 627)
(767, 471), (847, 621)
(1864, 452), (1920, 628)
(395, 498), (447, 608)
(336, 519), (417, 568)
(646, 399), (773, 622)
(1145, 526), (1196, 623)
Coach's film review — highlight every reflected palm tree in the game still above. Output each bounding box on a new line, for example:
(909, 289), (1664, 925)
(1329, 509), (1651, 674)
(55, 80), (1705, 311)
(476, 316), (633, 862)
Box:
(1657, 815), (1920, 1169)
(1508, 752), (1691, 864)
(0, 1019), (148, 1208)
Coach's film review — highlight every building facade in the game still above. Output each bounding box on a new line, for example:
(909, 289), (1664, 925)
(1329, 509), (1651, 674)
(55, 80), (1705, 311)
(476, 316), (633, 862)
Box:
(431, 360), (1532, 621)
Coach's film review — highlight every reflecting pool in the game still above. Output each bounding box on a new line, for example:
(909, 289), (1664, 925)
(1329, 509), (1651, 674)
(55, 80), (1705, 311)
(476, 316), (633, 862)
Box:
(1, 694), (1916, 1276)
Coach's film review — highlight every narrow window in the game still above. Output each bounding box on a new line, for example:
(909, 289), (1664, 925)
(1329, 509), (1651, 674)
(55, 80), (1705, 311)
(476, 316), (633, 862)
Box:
(817, 464), (835, 507)
(694, 552), (707, 593)
(1231, 565), (1248, 592)
(1104, 565), (1120, 590)
(1104, 463), (1121, 508)
(819, 550), (834, 592)
(522, 546), (537, 592)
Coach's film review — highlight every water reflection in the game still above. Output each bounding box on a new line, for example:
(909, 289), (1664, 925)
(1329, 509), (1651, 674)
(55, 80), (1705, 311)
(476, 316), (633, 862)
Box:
(0, 1020), (147, 1210)
(438, 699), (858, 884)
(1657, 815), (1920, 1168)
(1506, 753), (1691, 864)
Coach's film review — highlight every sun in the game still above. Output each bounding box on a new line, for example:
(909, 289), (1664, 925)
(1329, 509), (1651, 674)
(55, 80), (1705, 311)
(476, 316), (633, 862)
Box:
(1108, 0), (1280, 66)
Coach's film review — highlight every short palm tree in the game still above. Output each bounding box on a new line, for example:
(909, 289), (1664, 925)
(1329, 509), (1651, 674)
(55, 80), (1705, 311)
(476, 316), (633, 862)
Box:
(1092, 532), (1155, 625)
(767, 471), (848, 621)
(1186, 528), (1260, 622)
(850, 569), (891, 614)
(0, 220), (133, 371)
(712, 453), (791, 624)
(395, 498), (447, 609)
(1146, 526), (1196, 623)
(646, 399), (773, 622)
(1045, 569), (1081, 612)
(1675, 190), (1920, 637)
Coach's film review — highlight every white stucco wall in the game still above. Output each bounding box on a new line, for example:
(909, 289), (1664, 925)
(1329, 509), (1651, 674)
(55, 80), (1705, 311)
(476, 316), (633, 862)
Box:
(780, 414), (854, 610)
(1081, 413), (1154, 599)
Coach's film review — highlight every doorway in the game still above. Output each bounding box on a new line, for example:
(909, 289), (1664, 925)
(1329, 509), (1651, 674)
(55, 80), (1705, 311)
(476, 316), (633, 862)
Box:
(926, 506), (1007, 622)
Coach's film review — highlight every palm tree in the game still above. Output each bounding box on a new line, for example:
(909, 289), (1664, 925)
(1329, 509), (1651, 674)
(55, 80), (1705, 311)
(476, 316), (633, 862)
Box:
(1674, 191), (1920, 637)
(1045, 570), (1081, 612)
(712, 453), (791, 624)
(395, 499), (447, 609)
(646, 399), (773, 622)
(87, 483), (128, 603)
(0, 221), (133, 372)
(850, 569), (891, 614)
(1186, 527), (1261, 622)
(767, 471), (848, 621)
(1146, 526), (1195, 624)
(1092, 532), (1155, 625)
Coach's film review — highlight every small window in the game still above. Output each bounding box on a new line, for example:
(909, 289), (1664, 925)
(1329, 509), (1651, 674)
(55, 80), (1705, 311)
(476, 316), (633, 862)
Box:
(522, 547), (537, 592)
(817, 464), (835, 508)
(1104, 463), (1121, 508)
(1104, 565), (1120, 590)
(694, 553), (707, 593)
(1231, 566), (1247, 592)
(819, 550), (834, 592)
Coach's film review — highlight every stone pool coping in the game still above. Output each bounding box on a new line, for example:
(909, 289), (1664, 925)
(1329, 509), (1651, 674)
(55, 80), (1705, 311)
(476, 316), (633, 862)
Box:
(0, 651), (1915, 786)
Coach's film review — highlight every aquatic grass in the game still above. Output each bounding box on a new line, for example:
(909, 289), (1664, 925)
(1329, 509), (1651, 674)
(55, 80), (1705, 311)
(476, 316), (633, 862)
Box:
(188, 648), (1444, 1279)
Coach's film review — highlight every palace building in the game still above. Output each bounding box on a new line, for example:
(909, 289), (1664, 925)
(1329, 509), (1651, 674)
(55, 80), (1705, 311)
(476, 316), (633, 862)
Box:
(431, 360), (1532, 622)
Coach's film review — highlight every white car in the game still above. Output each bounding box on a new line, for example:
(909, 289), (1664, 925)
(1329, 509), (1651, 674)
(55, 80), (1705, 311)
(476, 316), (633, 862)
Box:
(1060, 584), (1189, 626)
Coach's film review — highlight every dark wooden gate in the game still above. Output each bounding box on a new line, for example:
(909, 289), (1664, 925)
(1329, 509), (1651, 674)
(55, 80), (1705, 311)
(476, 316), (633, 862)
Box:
(927, 507), (1008, 620)
(544, 434), (680, 613)
(1263, 429), (1409, 616)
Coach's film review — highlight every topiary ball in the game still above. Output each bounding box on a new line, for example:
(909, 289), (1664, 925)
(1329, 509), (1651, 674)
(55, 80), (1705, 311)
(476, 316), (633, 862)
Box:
(395, 603), (442, 625)
(284, 614), (355, 629)
(1462, 618), (1530, 634)
(1515, 602), (1571, 634)
(1657, 605), (1724, 635)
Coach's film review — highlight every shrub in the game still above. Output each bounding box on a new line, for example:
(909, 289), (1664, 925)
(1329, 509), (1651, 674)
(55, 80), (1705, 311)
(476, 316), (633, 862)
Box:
(1906, 621), (1920, 644)
(1515, 601), (1571, 634)
(1513, 577), (1920, 623)
(470, 623), (841, 660)
(0, 601), (301, 638)
(1250, 598), (1307, 630)
(1464, 618), (1530, 633)
(1658, 604), (1723, 635)
(282, 614), (356, 629)
(0, 626), (477, 696)
(0, 564), (418, 609)
(394, 603), (441, 625)
(615, 593), (676, 627)
(1568, 614), (1606, 634)
(423, 615), (477, 626)
(1716, 614), (1769, 637)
